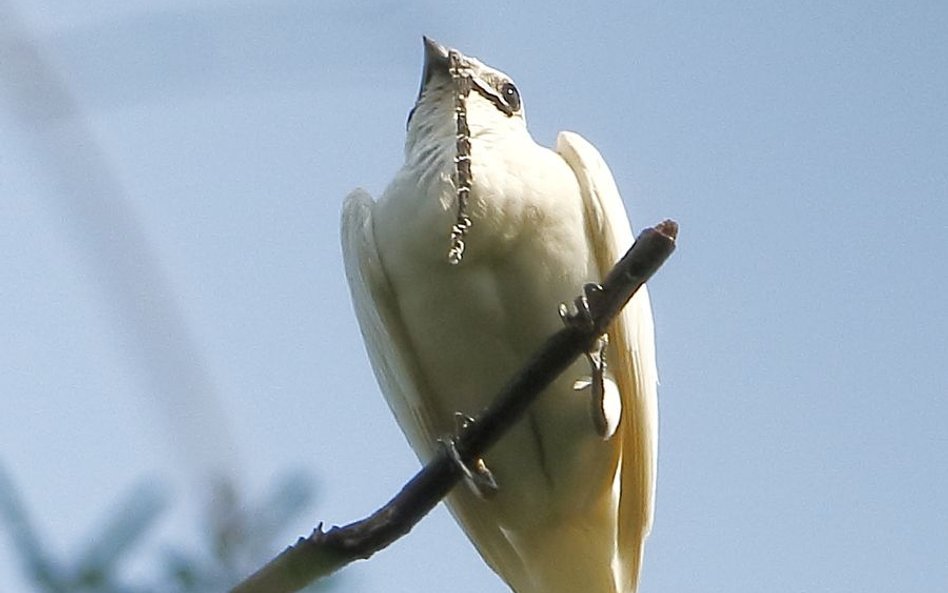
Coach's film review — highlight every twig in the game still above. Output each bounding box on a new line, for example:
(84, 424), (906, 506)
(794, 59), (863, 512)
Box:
(230, 219), (679, 593)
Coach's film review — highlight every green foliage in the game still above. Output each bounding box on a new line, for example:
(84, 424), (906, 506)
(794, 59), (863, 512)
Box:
(0, 466), (333, 593)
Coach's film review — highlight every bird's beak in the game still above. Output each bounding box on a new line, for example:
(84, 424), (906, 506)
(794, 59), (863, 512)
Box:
(409, 36), (452, 125)
(421, 36), (450, 89)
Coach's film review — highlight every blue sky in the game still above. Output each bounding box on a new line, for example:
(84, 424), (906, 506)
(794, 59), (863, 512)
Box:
(1, 1), (946, 592)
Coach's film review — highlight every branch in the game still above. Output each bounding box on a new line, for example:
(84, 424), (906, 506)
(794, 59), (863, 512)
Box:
(230, 219), (679, 593)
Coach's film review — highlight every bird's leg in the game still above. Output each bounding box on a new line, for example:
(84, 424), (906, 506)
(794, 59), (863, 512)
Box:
(440, 413), (499, 498)
(574, 335), (621, 440)
(561, 283), (620, 440)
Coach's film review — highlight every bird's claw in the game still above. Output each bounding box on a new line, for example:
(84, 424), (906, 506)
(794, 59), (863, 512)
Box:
(558, 283), (606, 331)
(562, 284), (619, 439)
(440, 413), (499, 498)
(585, 333), (609, 378)
(572, 334), (618, 440)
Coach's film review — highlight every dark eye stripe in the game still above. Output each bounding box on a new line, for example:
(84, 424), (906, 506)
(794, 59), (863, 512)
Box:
(471, 77), (520, 117)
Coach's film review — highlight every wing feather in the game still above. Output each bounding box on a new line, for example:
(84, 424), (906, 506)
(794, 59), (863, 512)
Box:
(341, 188), (438, 456)
(340, 188), (529, 583)
(556, 132), (659, 592)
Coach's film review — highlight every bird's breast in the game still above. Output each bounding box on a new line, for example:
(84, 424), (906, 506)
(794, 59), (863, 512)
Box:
(374, 139), (616, 526)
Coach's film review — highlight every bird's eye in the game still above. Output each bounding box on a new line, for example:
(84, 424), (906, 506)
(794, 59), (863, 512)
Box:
(500, 82), (521, 112)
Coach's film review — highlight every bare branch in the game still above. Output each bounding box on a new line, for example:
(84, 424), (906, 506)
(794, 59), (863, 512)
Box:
(230, 219), (679, 593)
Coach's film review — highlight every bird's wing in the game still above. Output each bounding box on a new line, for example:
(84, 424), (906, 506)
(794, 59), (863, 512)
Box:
(341, 188), (439, 457)
(340, 188), (528, 581)
(556, 131), (659, 592)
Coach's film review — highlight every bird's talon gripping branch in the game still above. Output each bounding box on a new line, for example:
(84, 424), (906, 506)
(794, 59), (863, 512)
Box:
(581, 282), (608, 320)
(572, 335), (619, 440)
(557, 297), (588, 330)
(558, 282), (606, 331)
(439, 413), (499, 498)
(561, 283), (619, 439)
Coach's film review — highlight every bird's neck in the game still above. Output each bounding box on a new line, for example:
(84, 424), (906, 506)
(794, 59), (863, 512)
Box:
(404, 95), (528, 184)
(404, 102), (456, 181)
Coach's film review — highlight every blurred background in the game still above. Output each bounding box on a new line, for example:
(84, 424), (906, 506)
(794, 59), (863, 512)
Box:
(1, 1), (945, 592)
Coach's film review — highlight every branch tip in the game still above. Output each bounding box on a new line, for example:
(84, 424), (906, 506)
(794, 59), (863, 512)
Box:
(654, 219), (679, 240)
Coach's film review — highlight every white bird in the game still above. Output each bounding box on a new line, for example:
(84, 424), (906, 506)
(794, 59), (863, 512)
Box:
(341, 38), (658, 593)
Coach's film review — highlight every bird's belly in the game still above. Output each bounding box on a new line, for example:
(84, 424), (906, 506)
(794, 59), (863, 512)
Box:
(387, 205), (617, 528)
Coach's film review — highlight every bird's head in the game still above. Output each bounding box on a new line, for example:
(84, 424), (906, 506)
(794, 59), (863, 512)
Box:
(406, 37), (527, 155)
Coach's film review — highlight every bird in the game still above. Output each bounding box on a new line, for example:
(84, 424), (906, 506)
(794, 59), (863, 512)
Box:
(341, 37), (658, 593)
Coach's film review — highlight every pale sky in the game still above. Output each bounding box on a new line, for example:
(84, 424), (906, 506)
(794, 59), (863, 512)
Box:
(2, 1), (946, 592)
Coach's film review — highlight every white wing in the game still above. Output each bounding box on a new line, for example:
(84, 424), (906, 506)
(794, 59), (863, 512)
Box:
(557, 132), (660, 592)
(341, 188), (438, 457)
(341, 188), (529, 581)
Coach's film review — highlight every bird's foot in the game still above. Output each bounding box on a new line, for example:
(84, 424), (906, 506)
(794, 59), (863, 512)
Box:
(562, 283), (620, 440)
(572, 335), (621, 440)
(440, 413), (499, 498)
(558, 282), (606, 331)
